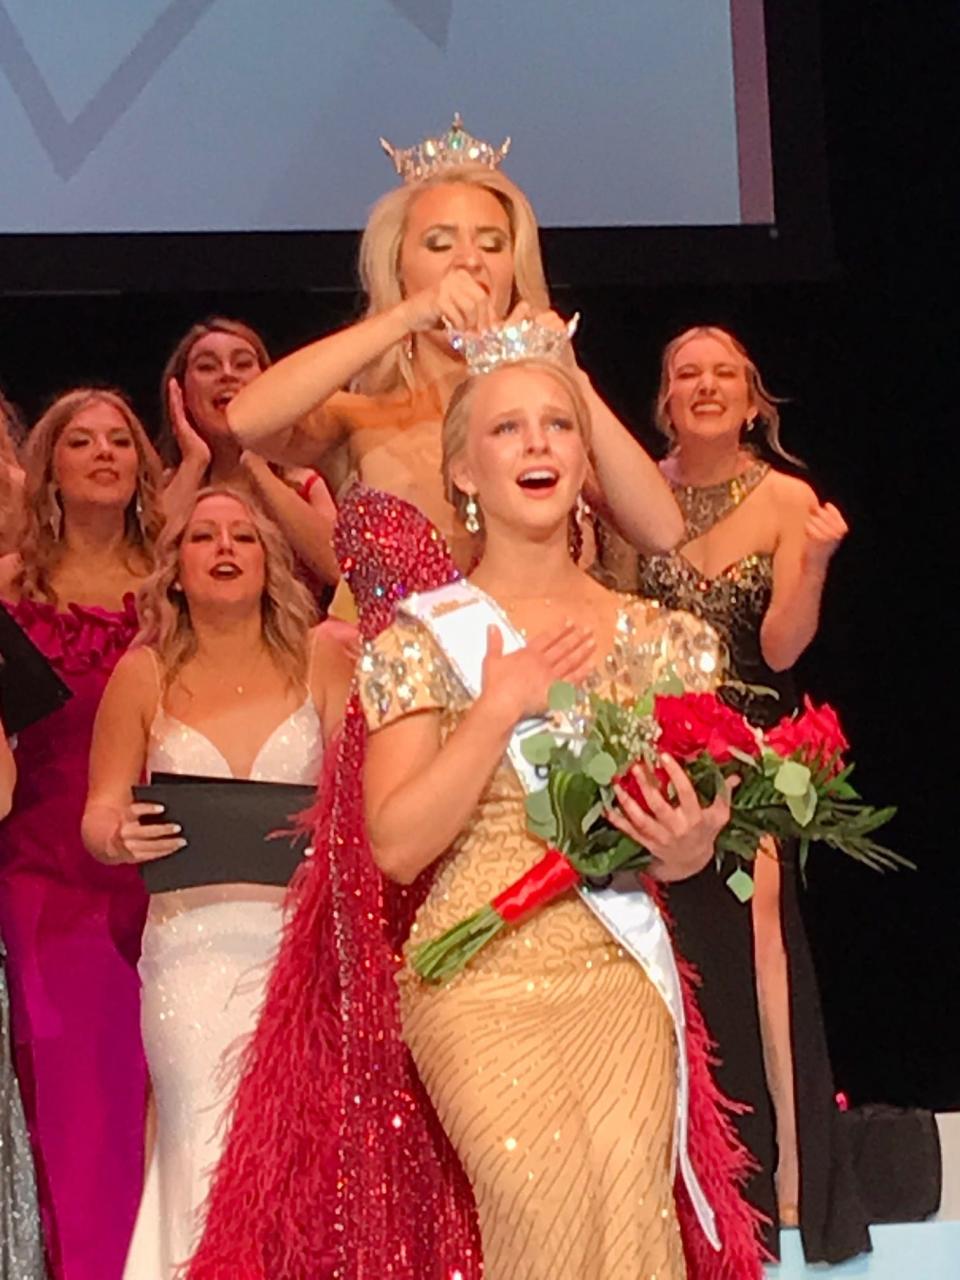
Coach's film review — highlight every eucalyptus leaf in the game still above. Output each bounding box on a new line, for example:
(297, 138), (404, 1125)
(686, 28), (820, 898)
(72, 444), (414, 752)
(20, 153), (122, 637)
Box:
(774, 759), (812, 798)
(524, 789), (555, 837)
(520, 732), (556, 766)
(585, 751), (617, 785)
(786, 784), (817, 828)
(548, 681), (577, 712)
(550, 769), (597, 852)
(762, 750), (784, 778)
(726, 867), (756, 903)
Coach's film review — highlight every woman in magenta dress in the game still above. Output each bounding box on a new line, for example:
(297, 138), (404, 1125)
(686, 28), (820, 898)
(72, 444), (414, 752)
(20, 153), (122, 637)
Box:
(0, 388), (163, 1279)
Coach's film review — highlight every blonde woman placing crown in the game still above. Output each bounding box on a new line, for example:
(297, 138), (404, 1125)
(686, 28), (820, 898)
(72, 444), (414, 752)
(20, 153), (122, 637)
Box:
(226, 117), (683, 605)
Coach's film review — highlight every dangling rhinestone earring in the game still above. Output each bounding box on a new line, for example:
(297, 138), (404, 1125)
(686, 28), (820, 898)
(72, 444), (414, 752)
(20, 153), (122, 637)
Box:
(403, 333), (415, 364)
(48, 487), (63, 541)
(135, 490), (145, 538)
(464, 494), (481, 535)
(569, 492), (589, 563)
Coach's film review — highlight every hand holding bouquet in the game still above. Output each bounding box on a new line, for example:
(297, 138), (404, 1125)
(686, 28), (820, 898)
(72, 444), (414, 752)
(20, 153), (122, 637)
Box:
(412, 678), (905, 983)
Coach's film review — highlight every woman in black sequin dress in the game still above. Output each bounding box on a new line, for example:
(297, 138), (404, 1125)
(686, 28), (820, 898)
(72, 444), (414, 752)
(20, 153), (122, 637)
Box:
(606, 325), (868, 1264)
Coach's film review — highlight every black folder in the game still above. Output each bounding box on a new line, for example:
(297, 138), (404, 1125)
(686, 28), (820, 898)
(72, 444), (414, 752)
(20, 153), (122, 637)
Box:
(0, 603), (73, 735)
(133, 775), (315, 893)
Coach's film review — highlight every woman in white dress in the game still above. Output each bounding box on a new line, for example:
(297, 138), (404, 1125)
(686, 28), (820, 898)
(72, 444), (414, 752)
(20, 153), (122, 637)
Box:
(82, 487), (351, 1277)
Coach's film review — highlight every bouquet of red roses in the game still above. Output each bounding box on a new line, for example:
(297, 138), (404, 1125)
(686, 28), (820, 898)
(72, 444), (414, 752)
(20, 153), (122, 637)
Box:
(412, 678), (906, 983)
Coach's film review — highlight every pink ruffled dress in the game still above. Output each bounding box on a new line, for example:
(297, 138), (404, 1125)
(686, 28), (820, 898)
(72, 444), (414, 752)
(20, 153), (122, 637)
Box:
(0, 597), (147, 1280)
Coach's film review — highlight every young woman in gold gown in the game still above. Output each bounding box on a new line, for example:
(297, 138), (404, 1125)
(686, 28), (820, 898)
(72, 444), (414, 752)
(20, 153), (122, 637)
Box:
(359, 355), (755, 1279)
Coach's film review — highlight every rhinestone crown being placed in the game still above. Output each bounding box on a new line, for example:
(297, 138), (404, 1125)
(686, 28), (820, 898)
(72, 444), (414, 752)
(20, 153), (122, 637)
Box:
(446, 313), (580, 377)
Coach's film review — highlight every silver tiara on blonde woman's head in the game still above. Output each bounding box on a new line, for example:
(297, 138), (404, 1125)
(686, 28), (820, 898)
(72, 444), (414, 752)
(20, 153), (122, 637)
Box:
(446, 314), (580, 376)
(380, 113), (511, 184)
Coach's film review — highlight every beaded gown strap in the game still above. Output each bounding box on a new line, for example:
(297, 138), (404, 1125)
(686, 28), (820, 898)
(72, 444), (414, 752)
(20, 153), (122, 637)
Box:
(672, 459), (770, 543)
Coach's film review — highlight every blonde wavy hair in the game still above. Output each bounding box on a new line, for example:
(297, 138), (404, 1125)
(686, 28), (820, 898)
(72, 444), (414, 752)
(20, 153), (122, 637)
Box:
(655, 326), (803, 465)
(0, 390), (24, 554)
(441, 358), (594, 533)
(356, 167), (551, 397)
(136, 486), (317, 692)
(17, 389), (164, 604)
(158, 317), (271, 467)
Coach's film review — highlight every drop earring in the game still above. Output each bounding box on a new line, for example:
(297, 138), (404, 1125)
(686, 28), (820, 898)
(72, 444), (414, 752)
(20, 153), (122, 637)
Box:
(464, 494), (481, 535)
(569, 492), (589, 562)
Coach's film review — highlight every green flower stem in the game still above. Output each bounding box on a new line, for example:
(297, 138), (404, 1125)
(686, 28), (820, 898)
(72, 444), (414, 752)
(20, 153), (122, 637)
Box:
(411, 904), (505, 984)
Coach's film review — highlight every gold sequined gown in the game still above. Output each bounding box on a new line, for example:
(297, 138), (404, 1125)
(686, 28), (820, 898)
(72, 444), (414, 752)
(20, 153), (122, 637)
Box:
(360, 597), (720, 1280)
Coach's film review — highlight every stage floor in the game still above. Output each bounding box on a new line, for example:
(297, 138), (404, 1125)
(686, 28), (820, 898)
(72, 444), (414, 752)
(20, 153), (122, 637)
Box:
(768, 1222), (960, 1277)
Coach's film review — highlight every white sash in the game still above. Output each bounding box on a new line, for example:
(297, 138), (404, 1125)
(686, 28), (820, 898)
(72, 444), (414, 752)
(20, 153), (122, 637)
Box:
(400, 580), (720, 1250)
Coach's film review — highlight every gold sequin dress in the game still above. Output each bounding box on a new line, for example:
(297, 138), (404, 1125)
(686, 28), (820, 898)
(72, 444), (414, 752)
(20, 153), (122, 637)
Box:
(360, 597), (720, 1280)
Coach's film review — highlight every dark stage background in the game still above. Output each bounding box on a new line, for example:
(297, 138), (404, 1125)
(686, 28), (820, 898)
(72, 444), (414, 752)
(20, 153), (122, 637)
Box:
(1, 6), (957, 1107)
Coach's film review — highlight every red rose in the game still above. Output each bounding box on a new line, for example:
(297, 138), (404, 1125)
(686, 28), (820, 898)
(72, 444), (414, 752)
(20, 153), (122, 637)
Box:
(765, 696), (849, 777)
(614, 762), (671, 817)
(654, 692), (760, 765)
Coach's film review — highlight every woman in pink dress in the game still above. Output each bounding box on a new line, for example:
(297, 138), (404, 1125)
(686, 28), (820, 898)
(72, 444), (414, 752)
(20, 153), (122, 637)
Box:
(0, 388), (163, 1279)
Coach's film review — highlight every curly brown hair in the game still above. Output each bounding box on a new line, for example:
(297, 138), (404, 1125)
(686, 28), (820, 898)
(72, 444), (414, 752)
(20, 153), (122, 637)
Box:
(17, 388), (164, 603)
(135, 486), (317, 692)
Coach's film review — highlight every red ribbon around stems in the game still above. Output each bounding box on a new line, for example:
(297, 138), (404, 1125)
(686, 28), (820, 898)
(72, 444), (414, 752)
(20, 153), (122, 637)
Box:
(492, 847), (581, 925)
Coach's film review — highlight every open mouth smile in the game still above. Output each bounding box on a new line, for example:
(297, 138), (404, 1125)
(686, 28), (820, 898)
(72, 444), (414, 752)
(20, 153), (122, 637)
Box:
(516, 467), (560, 494)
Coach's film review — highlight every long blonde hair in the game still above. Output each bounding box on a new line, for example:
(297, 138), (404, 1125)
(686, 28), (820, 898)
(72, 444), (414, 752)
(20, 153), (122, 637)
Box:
(0, 390), (24, 555)
(356, 168), (550, 397)
(135, 486), (316, 691)
(17, 389), (164, 604)
(655, 326), (803, 465)
(441, 358), (593, 531)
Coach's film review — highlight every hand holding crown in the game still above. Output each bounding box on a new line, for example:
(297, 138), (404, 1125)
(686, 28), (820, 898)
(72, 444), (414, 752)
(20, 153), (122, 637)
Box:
(401, 267), (500, 336)
(446, 303), (581, 376)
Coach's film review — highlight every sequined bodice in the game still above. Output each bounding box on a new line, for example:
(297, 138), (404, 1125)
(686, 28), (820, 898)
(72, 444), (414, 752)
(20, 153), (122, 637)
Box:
(334, 484), (461, 640)
(360, 598), (721, 981)
(638, 551), (795, 727)
(147, 699), (323, 784)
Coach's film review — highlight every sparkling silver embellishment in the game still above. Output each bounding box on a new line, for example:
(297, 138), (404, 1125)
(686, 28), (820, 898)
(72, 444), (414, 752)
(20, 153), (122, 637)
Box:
(447, 313), (580, 376)
(380, 112), (511, 184)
